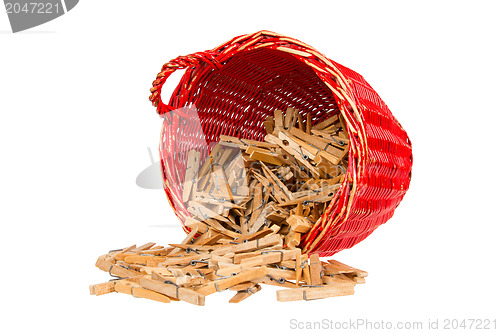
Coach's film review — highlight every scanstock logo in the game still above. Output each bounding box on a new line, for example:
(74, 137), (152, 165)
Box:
(3, 0), (78, 33)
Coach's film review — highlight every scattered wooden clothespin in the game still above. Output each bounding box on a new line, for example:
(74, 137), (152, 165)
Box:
(309, 254), (323, 285)
(287, 215), (313, 233)
(91, 238), (366, 305)
(229, 284), (262, 303)
(276, 284), (355, 302)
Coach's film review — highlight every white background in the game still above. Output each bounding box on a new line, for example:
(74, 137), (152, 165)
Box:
(1, 1), (499, 332)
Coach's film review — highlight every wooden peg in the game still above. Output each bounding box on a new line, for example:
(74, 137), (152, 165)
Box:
(324, 260), (368, 277)
(306, 113), (312, 134)
(322, 273), (356, 286)
(284, 230), (301, 248)
(248, 203), (276, 234)
(219, 135), (278, 150)
(89, 276), (140, 296)
(295, 251), (303, 286)
(277, 131), (318, 160)
(211, 234), (282, 255)
(217, 146), (237, 166)
(312, 115), (339, 131)
(300, 254), (311, 285)
(139, 275), (205, 306)
(229, 282), (256, 291)
(123, 254), (166, 265)
(314, 156), (341, 177)
(130, 242), (156, 253)
(312, 203), (320, 221)
(253, 275), (298, 289)
(196, 266), (269, 296)
(348, 275), (366, 284)
(188, 201), (230, 224)
(309, 254), (323, 285)
(105, 244), (137, 263)
(170, 226), (199, 255)
(274, 109), (284, 130)
(115, 280), (172, 303)
(297, 113), (305, 131)
(89, 281), (117, 296)
(284, 107), (298, 130)
(296, 201), (303, 216)
(229, 284), (262, 303)
(95, 257), (142, 278)
(211, 165), (234, 205)
(139, 266), (174, 276)
(264, 116), (275, 134)
(286, 215), (313, 233)
(276, 284), (355, 302)
(246, 146), (284, 166)
(260, 161), (293, 201)
(239, 249), (300, 268)
(265, 134), (320, 179)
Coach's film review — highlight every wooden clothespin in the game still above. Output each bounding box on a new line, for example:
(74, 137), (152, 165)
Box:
(265, 134), (320, 179)
(323, 273), (358, 286)
(115, 279), (172, 303)
(139, 274), (205, 305)
(276, 283), (355, 302)
(274, 109), (284, 131)
(246, 146), (284, 166)
(306, 113), (312, 135)
(239, 248), (300, 268)
(192, 230), (225, 246)
(310, 129), (350, 150)
(290, 127), (344, 160)
(309, 253), (323, 285)
(297, 113), (305, 131)
(95, 256), (142, 278)
(264, 116), (275, 134)
(284, 230), (301, 249)
(284, 107), (298, 130)
(196, 266), (269, 296)
(229, 284), (262, 303)
(296, 201), (303, 216)
(211, 165), (234, 205)
(170, 226), (199, 255)
(248, 203), (277, 234)
(276, 166), (293, 181)
(286, 215), (313, 233)
(312, 203), (320, 221)
(312, 115), (339, 131)
(89, 276), (141, 296)
(260, 161), (293, 202)
(300, 254), (311, 285)
(277, 131), (318, 161)
(324, 259), (368, 278)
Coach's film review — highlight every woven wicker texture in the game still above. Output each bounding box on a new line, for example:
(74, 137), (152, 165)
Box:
(149, 31), (413, 256)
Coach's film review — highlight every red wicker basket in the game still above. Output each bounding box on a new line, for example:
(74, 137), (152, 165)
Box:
(149, 30), (412, 256)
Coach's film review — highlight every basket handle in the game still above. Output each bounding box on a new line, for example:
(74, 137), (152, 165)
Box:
(149, 51), (222, 115)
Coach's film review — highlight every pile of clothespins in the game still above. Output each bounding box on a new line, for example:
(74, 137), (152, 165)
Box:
(90, 237), (366, 305)
(182, 108), (349, 249)
(90, 109), (367, 305)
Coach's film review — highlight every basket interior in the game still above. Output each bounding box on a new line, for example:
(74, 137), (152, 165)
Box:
(184, 48), (340, 144)
(161, 47), (345, 230)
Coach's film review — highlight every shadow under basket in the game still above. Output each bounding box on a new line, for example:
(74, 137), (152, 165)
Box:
(149, 30), (413, 256)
